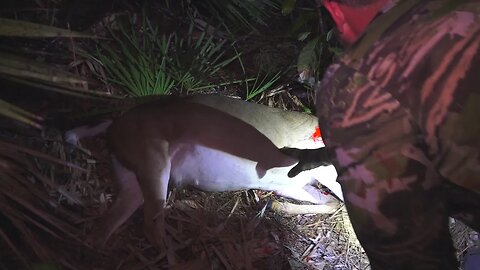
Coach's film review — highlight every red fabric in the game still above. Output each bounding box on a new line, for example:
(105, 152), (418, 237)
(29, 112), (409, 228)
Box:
(339, 2), (381, 38)
(323, 0), (386, 44)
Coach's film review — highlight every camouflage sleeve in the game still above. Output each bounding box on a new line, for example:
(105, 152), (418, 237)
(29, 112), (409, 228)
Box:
(315, 1), (480, 269)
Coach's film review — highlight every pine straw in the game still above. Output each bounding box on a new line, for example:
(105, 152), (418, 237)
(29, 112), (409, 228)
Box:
(450, 218), (480, 261)
(279, 208), (370, 270)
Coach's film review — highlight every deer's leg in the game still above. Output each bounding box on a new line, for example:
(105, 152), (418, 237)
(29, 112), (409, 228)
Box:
(274, 185), (330, 204)
(308, 164), (343, 201)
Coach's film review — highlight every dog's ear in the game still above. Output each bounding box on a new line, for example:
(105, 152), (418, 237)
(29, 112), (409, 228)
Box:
(279, 147), (333, 177)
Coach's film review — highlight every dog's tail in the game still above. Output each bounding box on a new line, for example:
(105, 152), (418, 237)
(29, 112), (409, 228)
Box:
(64, 119), (112, 146)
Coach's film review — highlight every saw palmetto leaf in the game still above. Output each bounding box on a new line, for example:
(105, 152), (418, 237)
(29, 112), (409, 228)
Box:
(0, 17), (95, 38)
(0, 17), (114, 128)
(0, 51), (119, 99)
(0, 99), (43, 129)
(0, 52), (86, 84)
(95, 15), (239, 96)
(195, 0), (281, 33)
(0, 139), (87, 268)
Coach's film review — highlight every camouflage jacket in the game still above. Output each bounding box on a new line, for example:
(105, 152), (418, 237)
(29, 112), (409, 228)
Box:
(315, 0), (480, 269)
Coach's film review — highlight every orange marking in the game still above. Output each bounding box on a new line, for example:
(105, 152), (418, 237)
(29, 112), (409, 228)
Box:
(311, 126), (322, 142)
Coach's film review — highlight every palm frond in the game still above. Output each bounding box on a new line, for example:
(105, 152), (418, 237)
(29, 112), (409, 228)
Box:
(0, 17), (95, 38)
(94, 14), (239, 96)
(0, 99), (43, 129)
(195, 0), (281, 33)
(0, 52), (118, 98)
(170, 24), (240, 92)
(0, 139), (88, 268)
(94, 15), (175, 97)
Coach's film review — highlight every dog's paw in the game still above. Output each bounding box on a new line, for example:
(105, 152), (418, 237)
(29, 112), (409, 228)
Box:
(64, 130), (80, 146)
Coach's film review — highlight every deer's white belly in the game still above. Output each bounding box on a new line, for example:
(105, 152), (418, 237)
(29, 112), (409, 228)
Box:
(170, 144), (310, 191)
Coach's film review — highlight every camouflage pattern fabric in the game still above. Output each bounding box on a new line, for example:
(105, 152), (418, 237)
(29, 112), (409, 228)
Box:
(315, 1), (480, 269)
